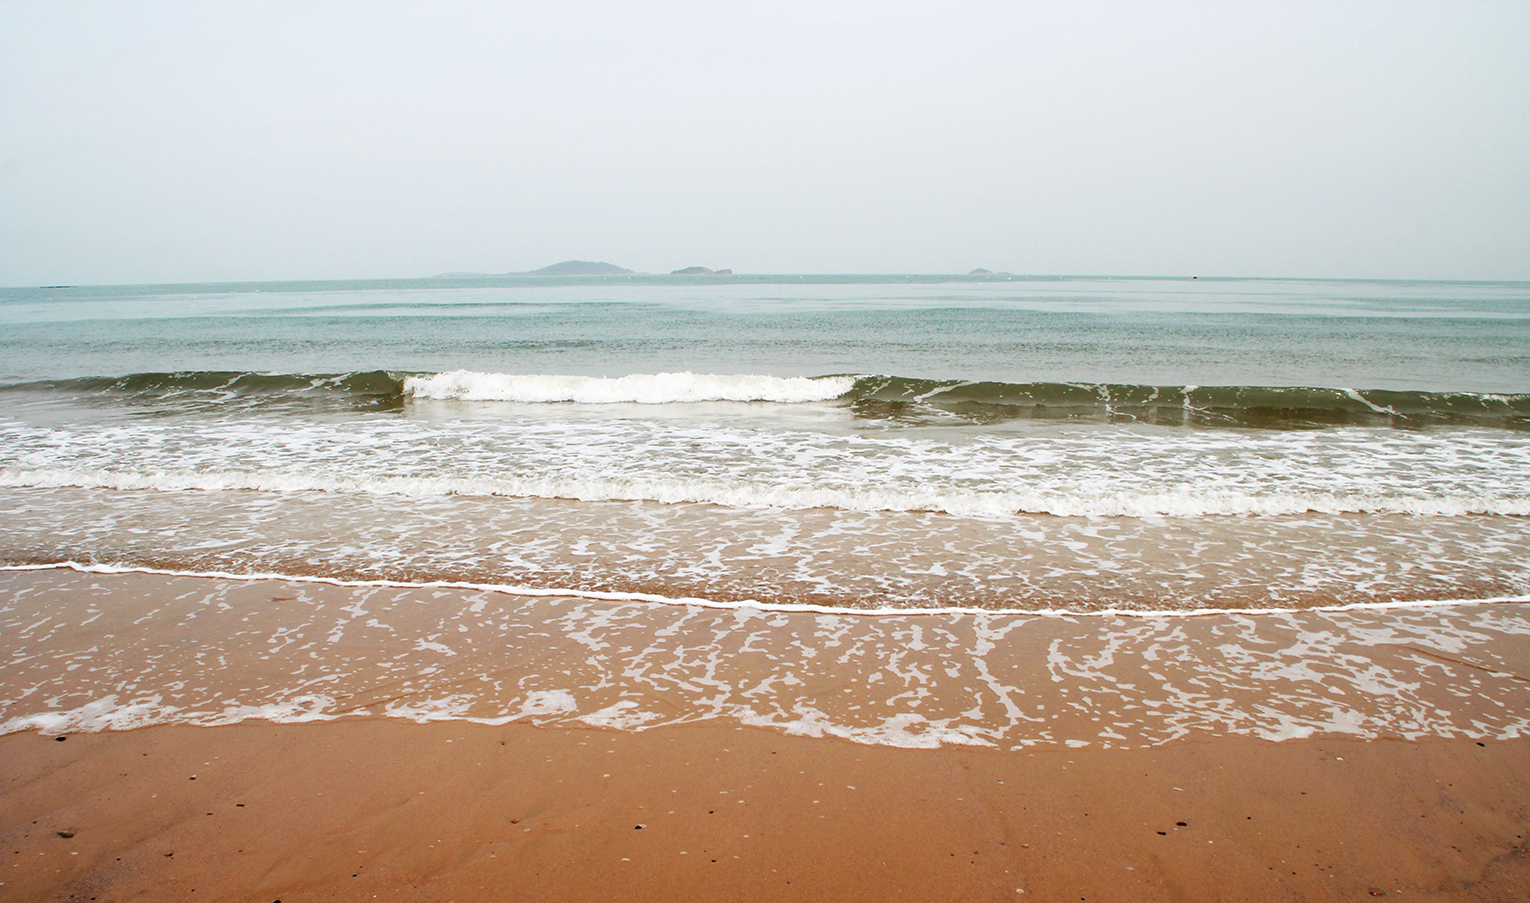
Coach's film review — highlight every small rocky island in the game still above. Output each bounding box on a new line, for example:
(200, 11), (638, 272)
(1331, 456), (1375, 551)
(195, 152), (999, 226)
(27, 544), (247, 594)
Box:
(671, 266), (733, 275)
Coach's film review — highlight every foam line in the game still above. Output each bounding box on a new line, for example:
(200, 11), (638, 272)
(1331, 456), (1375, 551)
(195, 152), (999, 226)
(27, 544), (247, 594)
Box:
(4, 468), (1526, 518)
(4, 561), (1526, 620)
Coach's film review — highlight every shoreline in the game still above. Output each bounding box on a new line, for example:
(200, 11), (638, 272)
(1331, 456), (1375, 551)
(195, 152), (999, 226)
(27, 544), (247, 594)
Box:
(3, 720), (1528, 902)
(8, 560), (1530, 620)
(5, 567), (1530, 748)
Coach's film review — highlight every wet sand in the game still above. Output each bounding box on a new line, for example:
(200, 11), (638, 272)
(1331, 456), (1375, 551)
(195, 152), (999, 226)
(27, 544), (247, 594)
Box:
(2, 720), (1528, 902)
(7, 567), (1530, 748)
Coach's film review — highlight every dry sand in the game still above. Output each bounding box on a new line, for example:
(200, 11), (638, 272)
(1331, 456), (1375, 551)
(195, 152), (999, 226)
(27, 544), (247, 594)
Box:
(3, 720), (1527, 902)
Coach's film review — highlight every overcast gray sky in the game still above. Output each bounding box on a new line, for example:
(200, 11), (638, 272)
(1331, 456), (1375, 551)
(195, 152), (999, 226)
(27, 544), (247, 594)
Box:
(2, 0), (1527, 285)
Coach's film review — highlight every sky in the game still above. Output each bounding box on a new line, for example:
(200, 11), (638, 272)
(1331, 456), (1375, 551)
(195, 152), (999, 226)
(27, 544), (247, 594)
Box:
(1, 0), (1528, 285)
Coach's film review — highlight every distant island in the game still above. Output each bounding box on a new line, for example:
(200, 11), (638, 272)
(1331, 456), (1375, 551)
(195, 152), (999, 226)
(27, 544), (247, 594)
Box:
(435, 260), (636, 278)
(434, 261), (746, 278)
(528, 260), (634, 276)
(433, 262), (1013, 278)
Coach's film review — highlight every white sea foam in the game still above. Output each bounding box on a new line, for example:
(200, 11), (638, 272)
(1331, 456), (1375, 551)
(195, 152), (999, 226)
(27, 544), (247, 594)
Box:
(4, 465), (1527, 518)
(521, 690), (578, 717)
(404, 370), (857, 404)
(3, 413), (1526, 520)
(580, 701), (661, 729)
(1, 694), (181, 735)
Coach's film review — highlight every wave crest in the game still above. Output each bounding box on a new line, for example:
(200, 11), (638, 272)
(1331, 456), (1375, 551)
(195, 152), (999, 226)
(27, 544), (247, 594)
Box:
(403, 371), (857, 404)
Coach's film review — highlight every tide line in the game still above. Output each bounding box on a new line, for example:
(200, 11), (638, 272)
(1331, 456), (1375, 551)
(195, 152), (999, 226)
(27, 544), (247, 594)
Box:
(3, 560), (1526, 620)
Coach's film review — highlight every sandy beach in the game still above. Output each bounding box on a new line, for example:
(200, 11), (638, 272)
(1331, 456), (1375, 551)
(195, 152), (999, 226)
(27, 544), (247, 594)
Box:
(3, 568), (1530, 901)
(3, 720), (1528, 902)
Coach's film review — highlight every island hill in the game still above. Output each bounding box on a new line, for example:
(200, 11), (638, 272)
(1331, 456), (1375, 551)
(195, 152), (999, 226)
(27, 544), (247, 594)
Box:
(435, 260), (733, 277)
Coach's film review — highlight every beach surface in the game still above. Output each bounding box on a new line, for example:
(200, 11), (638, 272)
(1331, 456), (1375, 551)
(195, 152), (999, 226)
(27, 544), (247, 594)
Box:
(3, 720), (1528, 902)
(3, 569), (1530, 902)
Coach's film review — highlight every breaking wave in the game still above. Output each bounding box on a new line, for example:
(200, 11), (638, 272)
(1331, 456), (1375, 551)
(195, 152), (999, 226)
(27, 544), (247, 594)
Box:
(402, 370), (856, 404)
(3, 369), (1528, 428)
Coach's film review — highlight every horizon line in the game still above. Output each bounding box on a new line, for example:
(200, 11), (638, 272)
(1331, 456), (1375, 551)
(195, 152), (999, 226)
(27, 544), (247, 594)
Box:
(7, 272), (1529, 291)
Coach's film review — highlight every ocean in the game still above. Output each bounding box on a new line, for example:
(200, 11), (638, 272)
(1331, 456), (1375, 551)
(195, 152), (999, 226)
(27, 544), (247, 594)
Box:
(3, 274), (1529, 747)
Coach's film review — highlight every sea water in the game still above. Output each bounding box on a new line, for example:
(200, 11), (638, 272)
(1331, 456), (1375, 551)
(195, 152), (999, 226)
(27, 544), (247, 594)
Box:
(2, 275), (1528, 746)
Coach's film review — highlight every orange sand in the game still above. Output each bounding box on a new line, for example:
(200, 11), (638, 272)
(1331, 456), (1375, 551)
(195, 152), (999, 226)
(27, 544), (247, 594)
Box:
(2, 720), (1527, 902)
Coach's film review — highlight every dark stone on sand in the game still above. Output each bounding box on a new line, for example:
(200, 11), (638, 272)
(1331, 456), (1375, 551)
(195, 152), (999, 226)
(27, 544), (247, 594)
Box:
(54, 736), (65, 741)
(57, 830), (75, 838)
